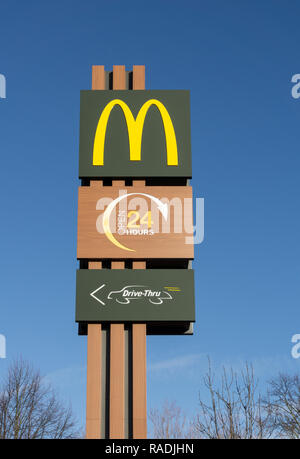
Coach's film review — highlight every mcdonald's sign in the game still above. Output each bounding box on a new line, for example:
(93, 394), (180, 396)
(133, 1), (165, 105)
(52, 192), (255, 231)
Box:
(77, 185), (194, 259)
(76, 269), (195, 325)
(79, 90), (191, 178)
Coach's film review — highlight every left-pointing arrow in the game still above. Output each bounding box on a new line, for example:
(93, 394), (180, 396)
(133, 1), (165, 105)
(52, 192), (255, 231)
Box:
(90, 284), (106, 306)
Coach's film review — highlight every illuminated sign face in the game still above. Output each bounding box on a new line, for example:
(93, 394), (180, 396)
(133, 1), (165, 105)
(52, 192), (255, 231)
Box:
(76, 269), (195, 323)
(77, 186), (194, 259)
(79, 90), (191, 178)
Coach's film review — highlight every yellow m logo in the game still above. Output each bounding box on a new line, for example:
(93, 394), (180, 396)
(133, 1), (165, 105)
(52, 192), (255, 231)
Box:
(93, 99), (178, 166)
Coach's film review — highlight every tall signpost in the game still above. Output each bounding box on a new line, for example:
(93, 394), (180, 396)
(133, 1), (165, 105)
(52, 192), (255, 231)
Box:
(76, 65), (195, 439)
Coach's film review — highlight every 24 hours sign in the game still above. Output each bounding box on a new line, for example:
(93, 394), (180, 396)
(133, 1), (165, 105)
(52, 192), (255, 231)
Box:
(77, 185), (194, 259)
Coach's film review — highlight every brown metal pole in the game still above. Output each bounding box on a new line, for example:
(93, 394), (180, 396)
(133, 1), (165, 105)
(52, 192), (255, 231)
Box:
(109, 65), (127, 439)
(85, 65), (105, 439)
(86, 65), (147, 439)
(131, 66), (147, 439)
(86, 321), (102, 439)
(132, 262), (147, 439)
(110, 262), (126, 439)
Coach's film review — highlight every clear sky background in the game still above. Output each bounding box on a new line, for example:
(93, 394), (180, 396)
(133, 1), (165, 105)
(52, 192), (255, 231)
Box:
(0, 0), (299, 431)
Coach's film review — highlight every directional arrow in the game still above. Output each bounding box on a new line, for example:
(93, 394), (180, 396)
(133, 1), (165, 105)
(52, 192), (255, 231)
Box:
(90, 284), (106, 306)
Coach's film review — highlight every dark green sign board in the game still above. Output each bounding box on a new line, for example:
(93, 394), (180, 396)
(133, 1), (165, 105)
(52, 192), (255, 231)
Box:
(79, 90), (191, 178)
(76, 269), (195, 323)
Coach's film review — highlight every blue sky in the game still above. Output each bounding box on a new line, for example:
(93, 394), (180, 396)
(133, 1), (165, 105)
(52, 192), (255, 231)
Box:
(0, 0), (299, 430)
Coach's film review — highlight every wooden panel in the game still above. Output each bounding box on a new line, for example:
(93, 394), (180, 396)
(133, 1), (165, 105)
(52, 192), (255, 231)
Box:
(92, 65), (105, 90)
(86, 323), (102, 439)
(111, 261), (125, 269)
(112, 180), (126, 187)
(132, 322), (147, 438)
(113, 65), (126, 90)
(77, 186), (194, 259)
(110, 322), (125, 438)
(132, 260), (147, 438)
(132, 261), (146, 269)
(88, 261), (102, 269)
(133, 65), (145, 90)
(85, 65), (106, 439)
(131, 163), (147, 438)
(109, 66), (126, 440)
(90, 180), (103, 188)
(132, 180), (146, 187)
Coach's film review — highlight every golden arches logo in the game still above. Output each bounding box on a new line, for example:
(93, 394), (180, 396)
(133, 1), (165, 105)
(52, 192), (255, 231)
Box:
(93, 99), (179, 166)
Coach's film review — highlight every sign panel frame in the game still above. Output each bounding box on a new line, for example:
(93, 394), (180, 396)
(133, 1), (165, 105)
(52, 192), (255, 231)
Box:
(79, 90), (192, 178)
(77, 185), (194, 259)
(76, 269), (195, 324)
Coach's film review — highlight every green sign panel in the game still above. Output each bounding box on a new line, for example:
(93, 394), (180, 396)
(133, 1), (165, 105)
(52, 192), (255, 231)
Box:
(76, 269), (195, 323)
(79, 90), (191, 178)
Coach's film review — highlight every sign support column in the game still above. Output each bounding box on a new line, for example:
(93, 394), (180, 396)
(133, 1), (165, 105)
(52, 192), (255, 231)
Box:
(79, 64), (194, 440)
(131, 60), (147, 438)
(85, 65), (105, 439)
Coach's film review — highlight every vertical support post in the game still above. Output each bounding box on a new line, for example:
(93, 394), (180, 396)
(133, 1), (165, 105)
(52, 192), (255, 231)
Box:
(132, 65), (147, 439)
(86, 321), (102, 439)
(133, 65), (145, 89)
(109, 68), (126, 439)
(86, 261), (102, 439)
(92, 65), (105, 92)
(110, 260), (125, 438)
(132, 262), (147, 439)
(113, 65), (126, 90)
(85, 65), (105, 439)
(85, 65), (147, 439)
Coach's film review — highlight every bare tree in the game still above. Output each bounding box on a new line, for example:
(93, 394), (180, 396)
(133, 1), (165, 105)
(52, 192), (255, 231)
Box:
(0, 359), (80, 439)
(193, 360), (273, 439)
(265, 373), (300, 439)
(149, 400), (195, 439)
